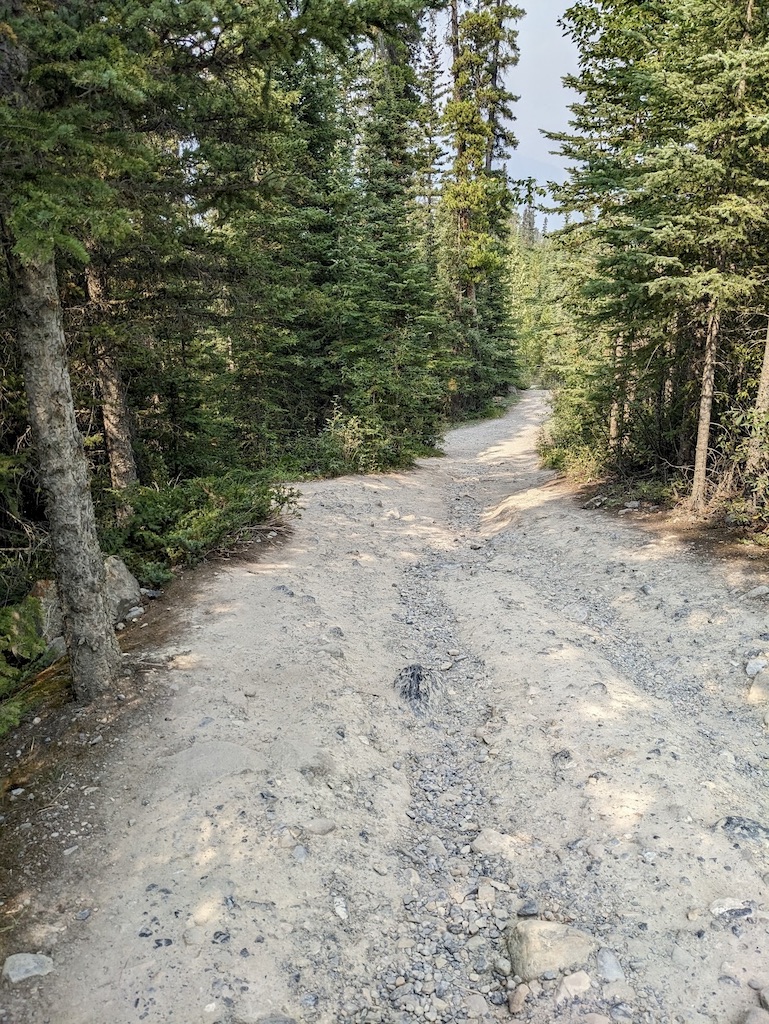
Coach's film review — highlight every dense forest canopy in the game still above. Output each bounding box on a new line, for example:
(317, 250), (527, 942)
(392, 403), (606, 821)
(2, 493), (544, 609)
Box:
(0, 0), (524, 705)
(537, 0), (769, 519)
(2, 0), (769, 713)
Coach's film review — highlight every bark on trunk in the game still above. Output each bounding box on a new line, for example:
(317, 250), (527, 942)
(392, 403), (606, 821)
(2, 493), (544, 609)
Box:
(85, 265), (139, 491)
(11, 252), (121, 699)
(97, 350), (139, 491)
(745, 318), (769, 476)
(689, 304), (720, 512)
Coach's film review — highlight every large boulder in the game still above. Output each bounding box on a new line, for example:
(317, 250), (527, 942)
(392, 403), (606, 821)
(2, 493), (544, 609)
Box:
(29, 556), (142, 643)
(104, 555), (142, 622)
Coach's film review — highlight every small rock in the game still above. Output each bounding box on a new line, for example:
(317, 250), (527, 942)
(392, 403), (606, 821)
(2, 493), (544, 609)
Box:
(746, 658), (768, 678)
(596, 948), (624, 983)
(508, 984), (529, 1014)
(517, 899), (539, 918)
(610, 1004), (634, 1022)
(582, 1017), (611, 1024)
(604, 981), (636, 1003)
(292, 845), (308, 862)
(494, 957), (513, 976)
(746, 586), (769, 600)
(710, 897), (751, 916)
(303, 818), (336, 836)
(506, 920), (598, 982)
(427, 836), (447, 858)
(2, 953), (54, 983)
(761, 987), (769, 1011)
(750, 672), (769, 704)
(555, 970), (591, 1004)
(125, 606), (145, 622)
(464, 993), (488, 1017)
(471, 828), (516, 858)
(333, 896), (348, 921)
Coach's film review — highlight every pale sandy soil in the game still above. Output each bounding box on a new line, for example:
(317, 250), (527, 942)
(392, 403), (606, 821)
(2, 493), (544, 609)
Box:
(4, 391), (769, 1024)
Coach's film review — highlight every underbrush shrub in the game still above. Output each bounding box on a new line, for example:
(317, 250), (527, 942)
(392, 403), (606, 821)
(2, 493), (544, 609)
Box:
(100, 472), (299, 585)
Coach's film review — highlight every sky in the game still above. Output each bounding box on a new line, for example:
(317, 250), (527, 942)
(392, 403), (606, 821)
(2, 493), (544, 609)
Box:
(511, 1), (580, 195)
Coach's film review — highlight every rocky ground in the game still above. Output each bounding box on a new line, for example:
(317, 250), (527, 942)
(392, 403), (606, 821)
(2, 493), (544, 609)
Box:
(3, 391), (769, 1024)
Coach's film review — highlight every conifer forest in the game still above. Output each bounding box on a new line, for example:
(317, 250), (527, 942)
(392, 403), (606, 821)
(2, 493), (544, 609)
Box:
(1, 0), (769, 712)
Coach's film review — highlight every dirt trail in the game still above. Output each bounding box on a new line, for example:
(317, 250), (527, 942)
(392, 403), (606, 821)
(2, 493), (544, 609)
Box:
(6, 390), (769, 1024)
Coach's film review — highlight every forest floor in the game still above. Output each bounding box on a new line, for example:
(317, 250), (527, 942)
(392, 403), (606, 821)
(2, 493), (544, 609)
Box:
(4, 390), (769, 1024)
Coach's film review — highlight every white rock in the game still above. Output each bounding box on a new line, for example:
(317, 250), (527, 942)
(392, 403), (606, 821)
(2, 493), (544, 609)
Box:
(746, 586), (769, 599)
(2, 953), (54, 983)
(555, 970), (591, 1004)
(471, 828), (517, 858)
(303, 818), (336, 836)
(506, 920), (598, 981)
(746, 658), (768, 678)
(710, 897), (749, 916)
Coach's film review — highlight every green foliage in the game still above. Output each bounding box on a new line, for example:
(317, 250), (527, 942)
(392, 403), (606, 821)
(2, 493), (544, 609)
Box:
(536, 0), (769, 513)
(100, 473), (299, 585)
(0, 597), (56, 735)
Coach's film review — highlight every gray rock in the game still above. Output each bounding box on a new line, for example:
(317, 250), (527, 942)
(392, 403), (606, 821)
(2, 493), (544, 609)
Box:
(464, 992), (488, 1017)
(761, 987), (769, 1011)
(506, 920), (598, 982)
(746, 586), (769, 600)
(105, 556), (143, 622)
(596, 948), (624, 983)
(125, 606), (145, 622)
(746, 658), (769, 678)
(46, 636), (67, 661)
(610, 1005), (634, 1022)
(749, 672), (769, 704)
(2, 953), (54, 983)
(747, 1010), (769, 1024)
(517, 898), (539, 917)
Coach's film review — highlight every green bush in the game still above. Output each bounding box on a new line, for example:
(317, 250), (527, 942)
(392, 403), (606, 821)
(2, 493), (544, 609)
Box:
(101, 471), (299, 585)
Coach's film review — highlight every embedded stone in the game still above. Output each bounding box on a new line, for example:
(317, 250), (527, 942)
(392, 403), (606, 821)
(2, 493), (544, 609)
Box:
(506, 920), (597, 982)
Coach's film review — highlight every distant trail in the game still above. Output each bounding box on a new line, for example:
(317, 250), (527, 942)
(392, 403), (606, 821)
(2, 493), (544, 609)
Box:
(9, 390), (769, 1024)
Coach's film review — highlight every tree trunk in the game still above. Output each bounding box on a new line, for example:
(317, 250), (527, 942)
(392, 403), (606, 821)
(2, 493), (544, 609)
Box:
(689, 303), (720, 512)
(10, 251), (121, 700)
(85, 265), (139, 491)
(745, 317), (769, 476)
(97, 350), (139, 491)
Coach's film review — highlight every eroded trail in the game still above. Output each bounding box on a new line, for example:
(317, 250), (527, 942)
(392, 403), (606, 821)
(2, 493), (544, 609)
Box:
(10, 391), (769, 1024)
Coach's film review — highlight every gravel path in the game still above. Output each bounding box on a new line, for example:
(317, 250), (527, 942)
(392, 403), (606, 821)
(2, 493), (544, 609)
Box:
(5, 390), (769, 1024)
